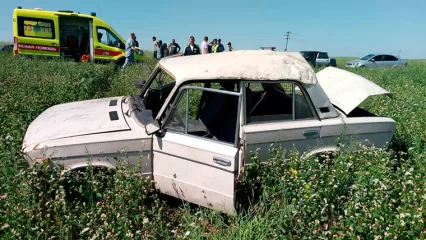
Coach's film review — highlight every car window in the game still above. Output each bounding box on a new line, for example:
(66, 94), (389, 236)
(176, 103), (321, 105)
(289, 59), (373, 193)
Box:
(245, 82), (315, 123)
(17, 17), (55, 39)
(164, 85), (240, 145)
(371, 55), (383, 61)
(141, 69), (176, 119)
(96, 27), (124, 49)
(383, 55), (398, 61)
(360, 54), (375, 60)
(317, 52), (329, 59)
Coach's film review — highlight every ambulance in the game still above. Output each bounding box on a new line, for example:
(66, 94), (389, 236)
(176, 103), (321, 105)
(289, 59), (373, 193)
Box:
(12, 7), (143, 67)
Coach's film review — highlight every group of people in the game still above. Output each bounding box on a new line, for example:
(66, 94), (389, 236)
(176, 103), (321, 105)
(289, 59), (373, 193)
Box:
(152, 36), (234, 59)
(122, 33), (235, 69)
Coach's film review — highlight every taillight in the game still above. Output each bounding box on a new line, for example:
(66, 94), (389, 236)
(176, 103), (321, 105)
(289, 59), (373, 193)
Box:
(13, 37), (18, 55)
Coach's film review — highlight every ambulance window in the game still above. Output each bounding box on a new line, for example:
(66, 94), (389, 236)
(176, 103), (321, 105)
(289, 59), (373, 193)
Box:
(96, 27), (124, 49)
(17, 17), (55, 39)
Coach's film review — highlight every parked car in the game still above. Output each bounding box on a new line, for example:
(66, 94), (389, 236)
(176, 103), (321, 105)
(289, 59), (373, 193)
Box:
(0, 44), (13, 53)
(346, 54), (408, 69)
(21, 50), (396, 214)
(299, 51), (337, 67)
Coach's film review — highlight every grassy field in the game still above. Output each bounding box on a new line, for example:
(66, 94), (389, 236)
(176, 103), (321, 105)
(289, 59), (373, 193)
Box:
(1, 52), (426, 239)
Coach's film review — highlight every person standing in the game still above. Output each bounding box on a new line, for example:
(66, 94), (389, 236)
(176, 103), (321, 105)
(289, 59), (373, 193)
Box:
(152, 36), (158, 59)
(168, 39), (181, 55)
(201, 36), (209, 54)
(134, 36), (139, 47)
(122, 33), (138, 69)
(162, 43), (170, 58)
(217, 39), (225, 52)
(211, 39), (218, 53)
(208, 41), (213, 53)
(227, 42), (233, 51)
(156, 40), (163, 59)
(183, 36), (201, 56)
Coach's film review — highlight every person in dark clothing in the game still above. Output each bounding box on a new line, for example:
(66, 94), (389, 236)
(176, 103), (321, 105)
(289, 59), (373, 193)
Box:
(228, 42), (233, 51)
(168, 39), (181, 55)
(183, 36), (201, 56)
(134, 36), (139, 47)
(217, 38), (225, 52)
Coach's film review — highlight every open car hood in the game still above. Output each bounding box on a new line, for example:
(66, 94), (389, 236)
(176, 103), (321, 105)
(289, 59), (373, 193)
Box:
(316, 67), (391, 115)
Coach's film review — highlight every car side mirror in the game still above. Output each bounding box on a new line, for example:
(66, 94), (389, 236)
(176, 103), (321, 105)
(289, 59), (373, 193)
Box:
(145, 119), (161, 135)
(135, 79), (146, 90)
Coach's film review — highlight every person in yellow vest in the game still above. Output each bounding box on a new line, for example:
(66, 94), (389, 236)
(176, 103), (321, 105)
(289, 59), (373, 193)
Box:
(211, 39), (218, 53)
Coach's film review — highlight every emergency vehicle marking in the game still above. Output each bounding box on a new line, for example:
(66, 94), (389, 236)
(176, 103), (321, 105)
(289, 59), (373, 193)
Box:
(18, 44), (59, 52)
(94, 49), (122, 57)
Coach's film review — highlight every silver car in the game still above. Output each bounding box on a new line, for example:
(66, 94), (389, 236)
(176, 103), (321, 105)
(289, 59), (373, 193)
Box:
(346, 53), (408, 69)
(21, 51), (396, 214)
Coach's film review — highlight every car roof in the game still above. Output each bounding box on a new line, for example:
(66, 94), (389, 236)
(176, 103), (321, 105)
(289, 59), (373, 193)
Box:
(158, 50), (317, 85)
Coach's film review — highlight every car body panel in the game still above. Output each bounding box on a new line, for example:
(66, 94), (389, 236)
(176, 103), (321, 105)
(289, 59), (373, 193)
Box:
(316, 67), (391, 115)
(22, 97), (129, 148)
(159, 50), (318, 85)
(152, 132), (238, 214)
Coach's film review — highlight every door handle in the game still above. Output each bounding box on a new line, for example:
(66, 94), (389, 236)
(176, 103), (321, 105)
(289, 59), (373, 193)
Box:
(303, 130), (319, 138)
(213, 157), (231, 167)
(51, 43), (57, 46)
(96, 46), (102, 49)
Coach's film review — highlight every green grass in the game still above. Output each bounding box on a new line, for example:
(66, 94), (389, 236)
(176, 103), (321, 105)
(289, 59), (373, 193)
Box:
(0, 41), (12, 46)
(1, 52), (426, 239)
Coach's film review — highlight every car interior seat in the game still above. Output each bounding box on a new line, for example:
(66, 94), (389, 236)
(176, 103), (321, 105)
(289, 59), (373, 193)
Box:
(249, 83), (293, 120)
(197, 82), (239, 144)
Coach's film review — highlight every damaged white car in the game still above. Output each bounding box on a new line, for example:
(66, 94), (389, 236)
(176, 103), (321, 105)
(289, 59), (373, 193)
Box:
(21, 50), (396, 214)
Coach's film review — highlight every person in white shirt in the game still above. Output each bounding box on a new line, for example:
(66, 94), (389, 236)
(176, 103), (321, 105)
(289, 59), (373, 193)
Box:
(201, 36), (209, 54)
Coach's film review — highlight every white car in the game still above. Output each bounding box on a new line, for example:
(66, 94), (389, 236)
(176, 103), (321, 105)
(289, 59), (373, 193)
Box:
(21, 50), (396, 214)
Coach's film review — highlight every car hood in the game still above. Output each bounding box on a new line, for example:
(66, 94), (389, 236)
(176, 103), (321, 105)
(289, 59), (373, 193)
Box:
(316, 67), (391, 115)
(23, 97), (130, 147)
(347, 60), (365, 64)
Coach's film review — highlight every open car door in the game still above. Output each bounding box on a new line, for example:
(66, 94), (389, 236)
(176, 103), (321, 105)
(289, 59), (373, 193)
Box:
(149, 85), (241, 214)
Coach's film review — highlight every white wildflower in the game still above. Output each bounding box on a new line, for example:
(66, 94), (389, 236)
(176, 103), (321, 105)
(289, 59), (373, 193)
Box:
(143, 217), (149, 224)
(81, 227), (90, 234)
(185, 231), (190, 237)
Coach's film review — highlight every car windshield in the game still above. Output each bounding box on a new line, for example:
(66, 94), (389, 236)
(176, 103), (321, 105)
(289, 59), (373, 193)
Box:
(360, 54), (375, 60)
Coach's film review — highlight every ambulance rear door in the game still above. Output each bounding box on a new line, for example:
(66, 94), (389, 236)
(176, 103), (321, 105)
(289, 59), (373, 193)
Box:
(15, 13), (60, 57)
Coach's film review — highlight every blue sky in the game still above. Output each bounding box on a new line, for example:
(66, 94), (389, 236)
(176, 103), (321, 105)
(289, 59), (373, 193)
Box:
(1, 0), (425, 59)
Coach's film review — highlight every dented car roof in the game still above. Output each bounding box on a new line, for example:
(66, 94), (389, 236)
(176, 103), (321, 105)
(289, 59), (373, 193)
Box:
(158, 50), (317, 85)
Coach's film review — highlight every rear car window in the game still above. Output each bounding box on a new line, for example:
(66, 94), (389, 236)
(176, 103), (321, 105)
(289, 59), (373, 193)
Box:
(317, 52), (329, 59)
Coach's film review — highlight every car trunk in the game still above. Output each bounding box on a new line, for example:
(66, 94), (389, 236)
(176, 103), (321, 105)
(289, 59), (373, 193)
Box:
(316, 67), (391, 117)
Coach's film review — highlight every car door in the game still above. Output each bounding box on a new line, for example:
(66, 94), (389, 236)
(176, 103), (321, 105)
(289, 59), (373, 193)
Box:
(369, 55), (384, 68)
(149, 84), (242, 214)
(383, 55), (398, 68)
(242, 81), (321, 162)
(93, 26), (125, 62)
(316, 52), (330, 67)
(15, 15), (60, 57)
